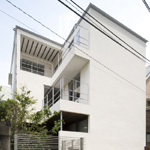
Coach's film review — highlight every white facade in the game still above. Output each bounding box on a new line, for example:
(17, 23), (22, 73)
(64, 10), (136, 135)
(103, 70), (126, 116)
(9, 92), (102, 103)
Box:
(0, 86), (11, 100)
(9, 3), (147, 150)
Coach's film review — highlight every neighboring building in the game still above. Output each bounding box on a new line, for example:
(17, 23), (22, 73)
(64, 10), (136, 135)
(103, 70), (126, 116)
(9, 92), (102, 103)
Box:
(146, 65), (150, 147)
(0, 86), (11, 100)
(9, 3), (147, 150)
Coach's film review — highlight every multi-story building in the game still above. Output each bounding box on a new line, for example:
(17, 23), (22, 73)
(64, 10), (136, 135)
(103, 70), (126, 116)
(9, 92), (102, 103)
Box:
(146, 65), (150, 147)
(9, 3), (147, 150)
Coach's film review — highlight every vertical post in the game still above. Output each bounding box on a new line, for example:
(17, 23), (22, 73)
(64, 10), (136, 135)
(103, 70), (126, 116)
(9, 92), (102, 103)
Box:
(61, 78), (64, 99)
(46, 94), (48, 108)
(51, 64), (54, 76)
(58, 52), (60, 67)
(60, 78), (62, 99)
(72, 140), (74, 149)
(60, 78), (64, 99)
(60, 111), (63, 131)
(73, 80), (75, 101)
(52, 87), (54, 105)
(62, 140), (65, 150)
(14, 134), (18, 150)
(80, 138), (84, 150)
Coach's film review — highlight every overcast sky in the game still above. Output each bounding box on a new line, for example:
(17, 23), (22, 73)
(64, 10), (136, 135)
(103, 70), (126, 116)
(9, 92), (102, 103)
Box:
(0, 0), (150, 86)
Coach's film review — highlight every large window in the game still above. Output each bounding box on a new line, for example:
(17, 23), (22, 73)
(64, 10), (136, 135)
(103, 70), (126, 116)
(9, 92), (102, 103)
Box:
(21, 59), (44, 76)
(74, 29), (80, 45)
(68, 74), (80, 101)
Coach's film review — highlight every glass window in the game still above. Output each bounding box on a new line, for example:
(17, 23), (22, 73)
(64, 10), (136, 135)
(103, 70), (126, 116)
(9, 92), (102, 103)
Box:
(20, 59), (44, 76)
(75, 29), (80, 45)
(68, 73), (80, 101)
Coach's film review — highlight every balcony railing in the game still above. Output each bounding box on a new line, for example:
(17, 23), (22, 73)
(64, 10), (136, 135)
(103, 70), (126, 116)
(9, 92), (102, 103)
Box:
(44, 77), (88, 108)
(53, 45), (73, 75)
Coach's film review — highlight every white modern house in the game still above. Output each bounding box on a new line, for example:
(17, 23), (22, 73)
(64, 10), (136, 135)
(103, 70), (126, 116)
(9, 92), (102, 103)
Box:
(9, 3), (147, 150)
(146, 65), (150, 147)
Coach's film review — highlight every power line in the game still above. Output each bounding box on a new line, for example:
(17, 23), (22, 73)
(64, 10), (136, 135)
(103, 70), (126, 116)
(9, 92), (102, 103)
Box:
(142, 0), (150, 12)
(5, 0), (66, 42)
(4, 0), (150, 96)
(68, 0), (150, 64)
(58, 0), (149, 65)
(0, 9), (39, 34)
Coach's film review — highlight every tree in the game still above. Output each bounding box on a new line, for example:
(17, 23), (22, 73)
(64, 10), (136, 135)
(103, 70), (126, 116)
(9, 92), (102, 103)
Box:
(0, 86), (4, 100)
(0, 86), (61, 135)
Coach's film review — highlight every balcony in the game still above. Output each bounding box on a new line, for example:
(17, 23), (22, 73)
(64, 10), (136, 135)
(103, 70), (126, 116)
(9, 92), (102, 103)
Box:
(20, 58), (53, 77)
(50, 26), (89, 83)
(44, 77), (88, 108)
(19, 33), (62, 78)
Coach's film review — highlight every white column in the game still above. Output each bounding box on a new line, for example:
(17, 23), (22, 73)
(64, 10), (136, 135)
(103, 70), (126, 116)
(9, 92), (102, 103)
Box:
(60, 111), (63, 131)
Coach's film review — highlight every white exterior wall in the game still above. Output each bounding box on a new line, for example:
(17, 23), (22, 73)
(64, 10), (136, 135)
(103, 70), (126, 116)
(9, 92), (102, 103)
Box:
(14, 30), (53, 111)
(17, 71), (51, 111)
(73, 8), (146, 150)
(10, 5), (147, 150)
(11, 37), (17, 96)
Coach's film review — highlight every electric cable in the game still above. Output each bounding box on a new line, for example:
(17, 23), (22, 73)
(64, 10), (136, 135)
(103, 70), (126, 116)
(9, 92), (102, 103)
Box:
(4, 0), (150, 96)
(5, 0), (66, 42)
(68, 0), (150, 64)
(0, 9), (39, 34)
(58, 0), (150, 64)
(142, 0), (150, 12)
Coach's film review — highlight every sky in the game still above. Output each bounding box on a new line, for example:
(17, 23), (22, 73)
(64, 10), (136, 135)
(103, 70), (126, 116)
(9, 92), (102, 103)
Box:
(0, 0), (150, 86)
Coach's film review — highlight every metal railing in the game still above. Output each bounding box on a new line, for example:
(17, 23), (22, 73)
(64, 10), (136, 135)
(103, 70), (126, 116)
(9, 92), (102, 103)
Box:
(44, 77), (88, 108)
(20, 61), (53, 77)
(53, 45), (73, 75)
(60, 137), (84, 150)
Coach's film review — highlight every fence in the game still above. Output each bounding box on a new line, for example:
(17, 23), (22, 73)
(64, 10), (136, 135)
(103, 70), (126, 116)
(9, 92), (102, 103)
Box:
(13, 134), (58, 150)
(12, 134), (84, 150)
(61, 138), (84, 150)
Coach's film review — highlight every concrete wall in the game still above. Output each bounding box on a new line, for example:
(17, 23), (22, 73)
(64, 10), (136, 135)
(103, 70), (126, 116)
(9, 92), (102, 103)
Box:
(80, 8), (146, 150)
(0, 122), (11, 150)
(10, 5), (147, 150)
(14, 30), (54, 112)
(57, 7), (146, 150)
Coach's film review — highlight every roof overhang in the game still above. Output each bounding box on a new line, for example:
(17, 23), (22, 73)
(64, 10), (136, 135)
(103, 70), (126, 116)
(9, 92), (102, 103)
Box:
(20, 35), (60, 62)
(17, 26), (63, 63)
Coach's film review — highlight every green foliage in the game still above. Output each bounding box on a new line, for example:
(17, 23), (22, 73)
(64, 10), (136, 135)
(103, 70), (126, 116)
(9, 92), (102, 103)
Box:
(0, 86), (62, 135)
(51, 111), (65, 135)
(0, 86), (4, 100)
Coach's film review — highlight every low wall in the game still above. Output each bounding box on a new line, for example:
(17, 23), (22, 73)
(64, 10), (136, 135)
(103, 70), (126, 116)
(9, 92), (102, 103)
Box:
(0, 121), (11, 150)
